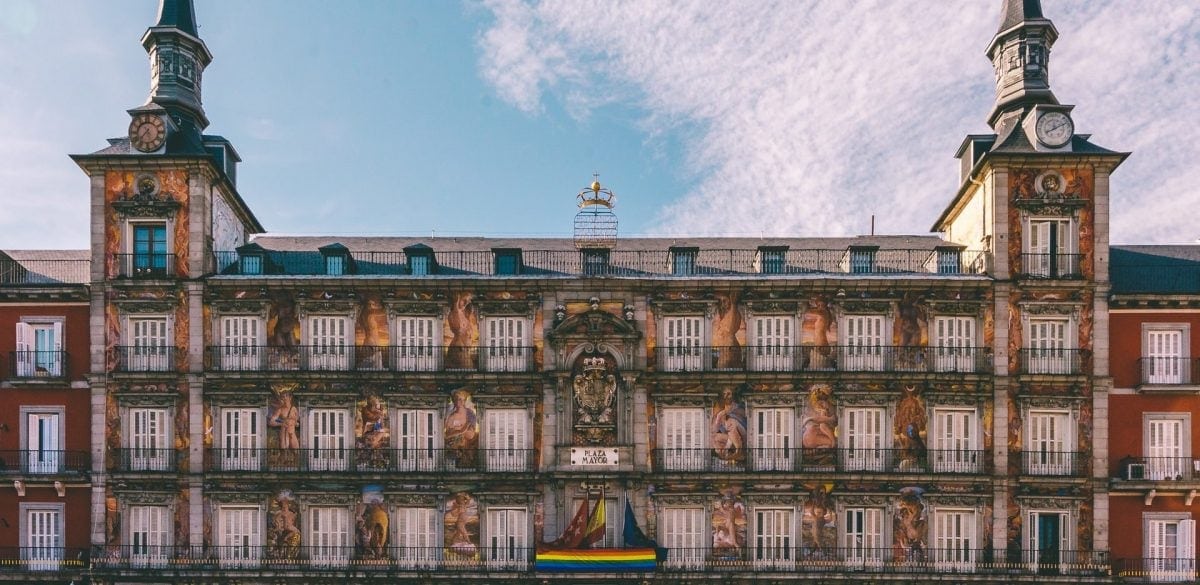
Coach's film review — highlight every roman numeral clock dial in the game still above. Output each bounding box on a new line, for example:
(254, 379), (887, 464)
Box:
(128, 113), (166, 153)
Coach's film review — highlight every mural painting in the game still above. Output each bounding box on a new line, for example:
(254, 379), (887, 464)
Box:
(268, 294), (301, 369)
(175, 391), (190, 470)
(445, 389), (479, 469)
(710, 387), (747, 465)
(801, 484), (836, 556)
(893, 487), (927, 561)
(177, 490), (190, 551)
(801, 296), (836, 368)
(105, 493), (120, 551)
(356, 393), (390, 468)
(356, 293), (389, 369)
(356, 486), (388, 560)
(103, 169), (191, 279)
(894, 384), (928, 471)
(711, 487), (746, 560)
(712, 291), (743, 369)
(572, 355), (618, 445)
(445, 292), (478, 369)
(445, 491), (480, 560)
(801, 384), (838, 465)
(894, 292), (928, 369)
(268, 383), (301, 468)
(105, 396), (121, 470)
(268, 490), (301, 559)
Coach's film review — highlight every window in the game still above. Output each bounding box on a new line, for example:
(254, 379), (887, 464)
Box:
(218, 315), (263, 371)
(752, 408), (794, 471)
(494, 250), (521, 275)
(1146, 414), (1191, 481)
(1144, 326), (1191, 385)
(132, 223), (169, 276)
(752, 316), (795, 371)
(308, 409), (348, 472)
(130, 408), (170, 471)
(842, 407), (885, 471)
(843, 507), (884, 567)
(220, 408), (261, 471)
(306, 315), (351, 371)
(571, 495), (620, 547)
(932, 509), (976, 571)
(395, 317), (438, 371)
(484, 317), (529, 372)
(23, 409), (62, 474)
(409, 254), (431, 276)
(931, 408), (979, 473)
(671, 248), (697, 276)
(933, 316), (977, 373)
(753, 508), (794, 568)
(13, 320), (63, 377)
(128, 317), (170, 372)
(1025, 218), (1076, 277)
(21, 504), (63, 571)
(218, 506), (262, 568)
(129, 505), (170, 567)
(1026, 510), (1070, 575)
(1025, 410), (1073, 475)
(842, 315), (886, 371)
(660, 408), (705, 471)
(309, 507), (351, 567)
(661, 507), (705, 569)
(1146, 516), (1196, 583)
(935, 248), (963, 274)
(396, 507), (440, 568)
(581, 249), (609, 276)
(758, 247), (786, 275)
(486, 508), (528, 569)
(847, 247), (877, 274)
(484, 409), (528, 471)
(662, 316), (703, 372)
(325, 254), (345, 276)
(396, 409), (438, 471)
(1026, 318), (1071, 374)
(239, 254), (262, 275)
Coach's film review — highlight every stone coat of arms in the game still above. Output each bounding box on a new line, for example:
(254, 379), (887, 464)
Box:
(573, 356), (617, 444)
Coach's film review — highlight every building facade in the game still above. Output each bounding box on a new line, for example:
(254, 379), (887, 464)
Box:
(15, 0), (1149, 583)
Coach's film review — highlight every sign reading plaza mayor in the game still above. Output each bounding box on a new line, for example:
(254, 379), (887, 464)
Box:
(570, 447), (619, 467)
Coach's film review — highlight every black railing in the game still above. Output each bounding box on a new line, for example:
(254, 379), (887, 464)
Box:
(0, 450), (90, 474)
(214, 249), (989, 278)
(0, 547), (89, 572)
(92, 545), (534, 571)
(1018, 349), (1084, 374)
(1020, 253), (1084, 279)
(0, 259), (89, 285)
(113, 346), (176, 373)
(659, 547), (1108, 575)
(111, 448), (177, 472)
(1117, 457), (1200, 482)
(652, 345), (991, 374)
(1019, 451), (1086, 476)
(207, 448), (536, 473)
(115, 253), (176, 278)
(7, 351), (68, 379)
(1116, 557), (1197, 582)
(205, 345), (535, 373)
(651, 448), (988, 474)
(1138, 357), (1200, 386)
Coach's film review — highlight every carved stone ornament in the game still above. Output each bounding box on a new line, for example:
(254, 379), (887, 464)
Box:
(926, 301), (985, 317)
(655, 395), (710, 408)
(114, 300), (176, 314)
(117, 394), (176, 408)
(115, 382), (177, 396)
(476, 395), (535, 410)
(119, 491), (175, 505)
(744, 300), (800, 315)
(211, 299), (270, 315)
(550, 309), (639, 342)
(572, 356), (618, 445)
(389, 494), (440, 507)
(837, 494), (889, 507)
(927, 394), (984, 408)
(474, 299), (539, 318)
(747, 494), (797, 506)
(385, 301), (444, 317)
(1017, 496), (1082, 509)
(835, 393), (893, 407)
(1020, 396), (1083, 409)
(112, 181), (182, 218)
(744, 394), (800, 408)
(208, 394), (267, 407)
(482, 493), (532, 506)
(211, 491), (266, 504)
(651, 300), (714, 316)
(296, 300), (357, 318)
(299, 493), (356, 506)
(838, 300), (893, 315)
(928, 495), (987, 508)
(1021, 303), (1080, 317)
(653, 494), (710, 506)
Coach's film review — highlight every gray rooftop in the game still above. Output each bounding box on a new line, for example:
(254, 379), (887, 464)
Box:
(0, 250), (90, 285)
(1112, 245), (1200, 295)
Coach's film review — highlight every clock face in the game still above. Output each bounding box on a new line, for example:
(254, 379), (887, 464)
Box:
(1035, 111), (1073, 148)
(128, 113), (166, 153)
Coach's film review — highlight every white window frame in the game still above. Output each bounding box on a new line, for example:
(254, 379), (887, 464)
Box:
(752, 407), (794, 471)
(1025, 409), (1075, 475)
(304, 314), (352, 371)
(124, 218), (174, 277)
(483, 317), (530, 372)
(752, 507), (795, 569)
(661, 507), (706, 569)
(841, 407), (886, 472)
(570, 494), (621, 547)
(19, 502), (64, 571)
(128, 407), (171, 471)
(841, 314), (888, 371)
(484, 409), (529, 471)
(1145, 513), (1197, 583)
(661, 315), (704, 372)
(660, 407), (706, 471)
(1025, 316), (1074, 374)
(216, 314), (265, 371)
(1024, 216), (1076, 277)
(485, 508), (529, 570)
(932, 508), (977, 572)
(1025, 509), (1072, 574)
(932, 316), (977, 373)
(14, 317), (64, 377)
(396, 506), (440, 568)
(843, 506), (885, 568)
(1143, 324), (1192, 385)
(394, 316), (440, 371)
(124, 315), (172, 372)
(308, 506), (351, 567)
(750, 315), (796, 372)
(308, 409), (350, 472)
(128, 504), (171, 567)
(219, 408), (263, 471)
(396, 409), (439, 471)
(1145, 413), (1192, 481)
(217, 505), (263, 568)
(20, 406), (64, 474)
(930, 408), (980, 474)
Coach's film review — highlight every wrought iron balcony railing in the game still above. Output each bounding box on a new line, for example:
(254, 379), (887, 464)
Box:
(1117, 456), (1200, 482)
(207, 448), (535, 473)
(115, 253), (176, 279)
(1020, 253), (1084, 279)
(7, 351), (68, 379)
(91, 545), (533, 572)
(658, 547), (1108, 576)
(1116, 557), (1198, 582)
(0, 450), (90, 475)
(111, 448), (177, 472)
(113, 345), (176, 373)
(1018, 348), (1084, 375)
(1138, 357), (1200, 386)
(1019, 451), (1086, 477)
(0, 259), (89, 285)
(651, 448), (987, 474)
(0, 547), (89, 572)
(652, 345), (991, 374)
(205, 345), (535, 373)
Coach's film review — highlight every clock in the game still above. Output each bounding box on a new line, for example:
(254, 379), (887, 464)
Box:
(128, 113), (166, 153)
(1035, 111), (1073, 148)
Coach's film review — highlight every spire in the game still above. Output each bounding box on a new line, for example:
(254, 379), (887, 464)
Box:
(138, 0), (213, 130)
(155, 0), (198, 37)
(985, 0), (1059, 129)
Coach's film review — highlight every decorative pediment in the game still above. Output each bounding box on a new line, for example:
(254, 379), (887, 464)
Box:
(927, 394), (985, 408)
(116, 393), (177, 407)
(837, 494), (889, 507)
(1012, 198), (1087, 215)
(653, 494), (710, 506)
(297, 299), (358, 317)
(112, 190), (182, 218)
(474, 298), (539, 318)
(389, 493), (440, 507)
(746, 493), (798, 506)
(1020, 302), (1080, 317)
(550, 308), (639, 340)
(651, 300), (714, 316)
(744, 300), (800, 315)
(834, 393), (893, 407)
(118, 491), (175, 505)
(482, 493), (533, 506)
(210, 491), (267, 504)
(838, 300), (893, 315)
(928, 495), (988, 507)
(385, 301), (444, 317)
(1016, 496), (1083, 509)
(211, 299), (270, 315)
(655, 395), (710, 408)
(114, 300), (176, 314)
(926, 300), (986, 317)
(115, 382), (177, 395)
(299, 492), (357, 506)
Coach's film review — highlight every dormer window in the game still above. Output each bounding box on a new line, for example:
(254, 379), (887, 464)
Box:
(846, 246), (878, 274)
(757, 246), (788, 275)
(582, 249), (609, 276)
(493, 249), (522, 276)
(404, 244), (435, 276)
(319, 243), (352, 276)
(241, 255), (263, 275)
(670, 247), (698, 276)
(934, 246), (963, 274)
(235, 243), (268, 276)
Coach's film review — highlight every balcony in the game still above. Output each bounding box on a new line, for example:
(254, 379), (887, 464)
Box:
(7, 351), (68, 380)
(207, 448), (535, 473)
(205, 345), (536, 373)
(658, 547), (1107, 576)
(1116, 457), (1200, 482)
(115, 253), (176, 279)
(0, 450), (90, 475)
(113, 346), (176, 373)
(1116, 558), (1198, 583)
(1138, 357), (1200, 389)
(1019, 451), (1086, 477)
(111, 448), (177, 472)
(651, 448), (987, 474)
(1018, 349), (1084, 375)
(652, 345), (991, 374)
(0, 258), (89, 285)
(92, 545), (533, 572)
(1020, 253), (1084, 279)
(0, 547), (88, 573)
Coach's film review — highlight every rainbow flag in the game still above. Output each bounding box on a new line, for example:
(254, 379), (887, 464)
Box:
(535, 547), (658, 572)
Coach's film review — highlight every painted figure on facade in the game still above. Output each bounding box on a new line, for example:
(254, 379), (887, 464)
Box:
(894, 487), (927, 561)
(445, 491), (480, 558)
(573, 355), (618, 445)
(105, 495), (120, 550)
(895, 293), (927, 369)
(801, 384), (838, 464)
(802, 296), (835, 368)
(711, 488), (746, 559)
(446, 292), (477, 369)
(802, 484), (836, 556)
(445, 389), (479, 468)
(355, 393), (390, 468)
(712, 292), (743, 369)
(268, 385), (300, 467)
(356, 487), (388, 560)
(268, 490), (301, 559)
(710, 387), (747, 464)
(894, 384), (928, 470)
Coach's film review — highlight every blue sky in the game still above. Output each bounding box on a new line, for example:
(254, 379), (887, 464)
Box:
(1, 1), (1198, 249)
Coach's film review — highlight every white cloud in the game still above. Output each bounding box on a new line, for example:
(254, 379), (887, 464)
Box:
(476, 0), (1200, 243)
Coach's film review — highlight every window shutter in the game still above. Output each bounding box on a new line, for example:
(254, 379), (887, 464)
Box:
(15, 322), (32, 376)
(1181, 519), (1196, 563)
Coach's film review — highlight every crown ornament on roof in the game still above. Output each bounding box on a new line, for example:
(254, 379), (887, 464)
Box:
(577, 174), (615, 209)
(573, 173), (619, 249)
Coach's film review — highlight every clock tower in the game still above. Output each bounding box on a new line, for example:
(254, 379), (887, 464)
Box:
(127, 0), (213, 154)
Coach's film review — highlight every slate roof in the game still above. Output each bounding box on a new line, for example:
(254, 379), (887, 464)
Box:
(1111, 245), (1200, 295)
(998, 0), (1045, 33)
(0, 250), (90, 285)
(155, 0), (198, 37)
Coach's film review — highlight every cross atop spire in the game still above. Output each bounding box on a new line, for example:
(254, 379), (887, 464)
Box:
(154, 0), (198, 37)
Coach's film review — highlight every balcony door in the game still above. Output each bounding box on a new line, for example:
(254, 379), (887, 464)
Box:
(396, 507), (440, 568)
(931, 409), (978, 473)
(130, 408), (169, 471)
(1148, 519), (1196, 583)
(221, 409), (261, 471)
(1027, 511), (1068, 575)
(484, 409), (527, 471)
(25, 412), (61, 474)
(486, 508), (528, 569)
(219, 507), (262, 568)
(1148, 330), (1186, 384)
(309, 507), (350, 566)
(933, 510), (976, 572)
(309, 409), (348, 471)
(661, 507), (705, 569)
(308, 316), (350, 371)
(842, 408), (885, 472)
(1028, 319), (1069, 374)
(933, 317), (975, 373)
(843, 316), (885, 371)
(844, 507), (884, 568)
(129, 318), (169, 372)
(661, 408), (705, 471)
(219, 316), (261, 371)
(24, 508), (62, 571)
(1147, 418), (1186, 481)
(663, 317), (703, 372)
(15, 321), (62, 377)
(397, 410), (438, 471)
(752, 408), (794, 471)
(485, 317), (528, 372)
(753, 508), (794, 568)
(1026, 411), (1072, 475)
(130, 505), (169, 567)
(395, 317), (438, 371)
